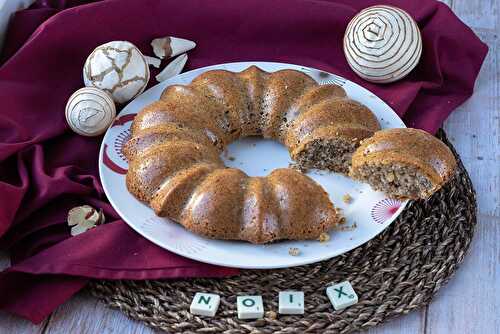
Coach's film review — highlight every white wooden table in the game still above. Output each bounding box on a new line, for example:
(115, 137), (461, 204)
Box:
(0, 0), (498, 333)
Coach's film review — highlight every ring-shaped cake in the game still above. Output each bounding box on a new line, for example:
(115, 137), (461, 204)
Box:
(124, 66), (381, 243)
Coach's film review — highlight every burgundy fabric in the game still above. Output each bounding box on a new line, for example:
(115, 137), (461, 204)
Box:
(0, 0), (487, 324)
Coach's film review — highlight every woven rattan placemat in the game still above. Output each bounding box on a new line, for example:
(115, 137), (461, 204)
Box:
(89, 130), (477, 333)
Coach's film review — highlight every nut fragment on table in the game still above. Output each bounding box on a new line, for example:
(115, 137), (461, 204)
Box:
(265, 310), (278, 319)
(319, 232), (330, 243)
(342, 193), (353, 204)
(288, 247), (301, 256)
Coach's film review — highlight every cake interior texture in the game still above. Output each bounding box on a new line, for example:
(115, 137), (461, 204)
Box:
(351, 163), (434, 199)
(293, 137), (356, 174)
(349, 128), (457, 200)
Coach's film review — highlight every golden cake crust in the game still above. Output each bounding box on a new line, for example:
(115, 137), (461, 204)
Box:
(285, 97), (381, 155)
(266, 169), (339, 240)
(181, 168), (249, 240)
(126, 140), (222, 202)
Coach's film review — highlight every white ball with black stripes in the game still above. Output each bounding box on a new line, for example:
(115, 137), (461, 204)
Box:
(343, 5), (422, 84)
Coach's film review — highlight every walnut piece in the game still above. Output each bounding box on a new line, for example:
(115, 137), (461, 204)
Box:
(319, 232), (330, 242)
(265, 310), (278, 319)
(342, 193), (353, 204)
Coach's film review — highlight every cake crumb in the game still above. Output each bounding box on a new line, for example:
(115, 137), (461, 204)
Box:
(228, 156), (235, 161)
(265, 310), (277, 319)
(335, 222), (357, 232)
(289, 162), (308, 173)
(319, 232), (330, 242)
(288, 247), (300, 256)
(342, 193), (353, 204)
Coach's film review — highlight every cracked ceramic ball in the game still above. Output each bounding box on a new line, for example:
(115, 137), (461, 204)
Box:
(65, 87), (116, 136)
(83, 41), (150, 104)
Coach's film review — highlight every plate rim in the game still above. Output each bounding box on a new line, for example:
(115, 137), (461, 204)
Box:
(98, 61), (408, 269)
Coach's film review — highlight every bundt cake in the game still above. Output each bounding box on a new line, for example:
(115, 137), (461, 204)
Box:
(125, 66), (380, 243)
(350, 128), (457, 200)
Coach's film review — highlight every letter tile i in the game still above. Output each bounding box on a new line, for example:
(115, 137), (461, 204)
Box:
(278, 291), (304, 314)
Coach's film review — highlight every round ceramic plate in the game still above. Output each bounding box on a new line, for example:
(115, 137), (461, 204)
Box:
(99, 61), (407, 269)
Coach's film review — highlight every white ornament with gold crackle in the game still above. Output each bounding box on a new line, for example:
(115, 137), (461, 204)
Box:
(83, 41), (150, 104)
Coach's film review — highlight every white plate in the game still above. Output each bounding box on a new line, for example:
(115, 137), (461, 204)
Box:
(99, 61), (407, 269)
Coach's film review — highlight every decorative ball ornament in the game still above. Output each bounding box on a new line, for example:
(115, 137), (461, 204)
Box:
(83, 41), (150, 104)
(343, 5), (422, 83)
(65, 87), (116, 136)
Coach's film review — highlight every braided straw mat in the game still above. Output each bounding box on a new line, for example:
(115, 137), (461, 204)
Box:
(89, 130), (477, 333)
